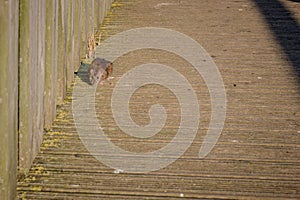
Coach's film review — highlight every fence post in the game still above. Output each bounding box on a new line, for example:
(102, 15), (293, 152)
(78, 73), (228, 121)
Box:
(56, 0), (67, 105)
(19, 0), (33, 170)
(0, 0), (19, 199)
(66, 0), (74, 88)
(44, 0), (56, 129)
(36, 0), (46, 150)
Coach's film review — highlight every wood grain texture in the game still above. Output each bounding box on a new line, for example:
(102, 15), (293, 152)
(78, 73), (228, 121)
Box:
(18, 0), (112, 174)
(18, 0), (300, 199)
(0, 0), (19, 199)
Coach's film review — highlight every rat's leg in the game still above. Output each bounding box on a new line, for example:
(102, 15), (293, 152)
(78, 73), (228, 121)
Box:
(96, 71), (104, 85)
(105, 64), (114, 80)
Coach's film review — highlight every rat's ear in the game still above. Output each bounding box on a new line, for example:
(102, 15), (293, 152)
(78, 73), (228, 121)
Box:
(107, 63), (113, 70)
(89, 68), (94, 74)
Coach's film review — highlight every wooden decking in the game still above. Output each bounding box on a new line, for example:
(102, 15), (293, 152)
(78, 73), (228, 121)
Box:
(18, 0), (300, 199)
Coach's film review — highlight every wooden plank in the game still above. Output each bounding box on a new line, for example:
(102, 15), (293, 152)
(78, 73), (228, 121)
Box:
(44, 0), (55, 129)
(18, 0), (32, 170)
(28, 0), (40, 164)
(81, 0), (87, 58)
(66, 0), (74, 88)
(0, 0), (19, 199)
(52, 0), (59, 112)
(56, 0), (67, 105)
(75, 0), (82, 72)
(18, 0), (300, 199)
(36, 0), (46, 150)
(94, 0), (99, 29)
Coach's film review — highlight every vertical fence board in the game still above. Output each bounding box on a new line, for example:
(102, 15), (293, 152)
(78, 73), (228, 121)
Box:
(44, 0), (55, 129)
(52, 0), (59, 112)
(81, 0), (87, 58)
(94, 0), (99, 30)
(36, 0), (46, 146)
(86, 0), (91, 58)
(100, 0), (105, 23)
(0, 0), (19, 199)
(62, 0), (70, 89)
(28, 0), (39, 165)
(19, 0), (32, 170)
(66, 0), (74, 88)
(56, 0), (67, 105)
(73, 0), (80, 72)
(90, 0), (95, 34)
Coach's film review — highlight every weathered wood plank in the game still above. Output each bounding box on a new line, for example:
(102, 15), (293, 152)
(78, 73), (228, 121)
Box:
(66, 0), (74, 89)
(0, 0), (19, 198)
(56, 0), (67, 105)
(73, 0), (80, 72)
(19, 0), (34, 170)
(18, 0), (300, 199)
(44, 0), (56, 129)
(36, 0), (46, 153)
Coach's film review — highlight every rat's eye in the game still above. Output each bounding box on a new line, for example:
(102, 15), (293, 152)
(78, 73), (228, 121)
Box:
(97, 76), (100, 80)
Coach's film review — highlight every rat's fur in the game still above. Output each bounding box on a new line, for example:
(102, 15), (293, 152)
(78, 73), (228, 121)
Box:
(88, 58), (113, 85)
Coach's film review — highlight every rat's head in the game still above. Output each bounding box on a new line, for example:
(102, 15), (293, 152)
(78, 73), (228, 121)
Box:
(88, 68), (102, 85)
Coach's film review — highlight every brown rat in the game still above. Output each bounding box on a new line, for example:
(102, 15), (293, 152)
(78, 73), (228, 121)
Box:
(88, 58), (113, 85)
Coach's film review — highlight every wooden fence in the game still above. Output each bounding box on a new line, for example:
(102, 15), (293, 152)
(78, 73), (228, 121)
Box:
(0, 0), (113, 199)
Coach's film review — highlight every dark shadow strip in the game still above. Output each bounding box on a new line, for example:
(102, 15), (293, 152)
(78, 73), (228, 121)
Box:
(252, 0), (300, 79)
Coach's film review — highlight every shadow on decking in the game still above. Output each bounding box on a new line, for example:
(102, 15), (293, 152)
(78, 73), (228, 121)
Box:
(252, 0), (300, 80)
(75, 62), (92, 85)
